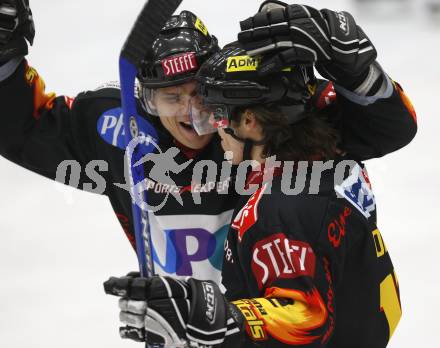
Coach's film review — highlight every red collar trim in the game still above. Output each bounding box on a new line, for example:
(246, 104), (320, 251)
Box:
(173, 140), (205, 159)
(246, 163), (284, 188)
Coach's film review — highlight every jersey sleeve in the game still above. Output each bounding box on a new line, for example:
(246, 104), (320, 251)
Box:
(338, 77), (417, 160)
(0, 58), (109, 191)
(225, 187), (338, 347)
(316, 63), (418, 160)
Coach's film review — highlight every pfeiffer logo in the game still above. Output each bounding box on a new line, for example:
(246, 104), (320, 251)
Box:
(161, 52), (198, 77)
(251, 233), (316, 290)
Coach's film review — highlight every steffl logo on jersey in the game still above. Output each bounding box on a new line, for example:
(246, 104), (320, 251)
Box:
(251, 233), (316, 290)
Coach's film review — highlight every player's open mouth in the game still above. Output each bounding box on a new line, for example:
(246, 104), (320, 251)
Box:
(179, 121), (195, 131)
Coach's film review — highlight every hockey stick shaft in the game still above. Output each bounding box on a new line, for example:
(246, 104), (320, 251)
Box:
(120, 0), (183, 278)
(119, 60), (155, 277)
(122, 0), (184, 65)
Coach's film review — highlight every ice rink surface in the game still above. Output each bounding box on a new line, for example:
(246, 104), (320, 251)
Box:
(0, 0), (438, 347)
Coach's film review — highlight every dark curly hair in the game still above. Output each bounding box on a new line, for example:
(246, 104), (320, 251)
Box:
(232, 105), (340, 161)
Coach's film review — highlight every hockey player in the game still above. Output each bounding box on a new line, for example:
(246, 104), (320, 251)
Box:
(103, 3), (415, 347)
(0, 5), (236, 283)
(0, 0), (416, 285)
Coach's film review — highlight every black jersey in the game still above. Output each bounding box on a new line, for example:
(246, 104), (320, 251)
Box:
(0, 59), (416, 284)
(223, 162), (401, 348)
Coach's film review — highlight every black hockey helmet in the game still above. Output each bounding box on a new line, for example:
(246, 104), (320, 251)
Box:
(138, 10), (220, 88)
(193, 42), (318, 143)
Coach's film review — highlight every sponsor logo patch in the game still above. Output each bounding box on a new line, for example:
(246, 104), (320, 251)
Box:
(195, 17), (209, 36)
(251, 233), (316, 290)
(97, 108), (126, 149)
(233, 299), (268, 341)
(97, 108), (154, 153)
(161, 52), (198, 77)
(150, 212), (233, 279)
(226, 56), (260, 73)
(335, 164), (376, 218)
(327, 207), (352, 248)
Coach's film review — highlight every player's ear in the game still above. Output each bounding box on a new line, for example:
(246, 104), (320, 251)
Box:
(242, 109), (258, 130)
(239, 109), (264, 142)
(147, 100), (157, 111)
(147, 97), (157, 112)
(142, 88), (158, 113)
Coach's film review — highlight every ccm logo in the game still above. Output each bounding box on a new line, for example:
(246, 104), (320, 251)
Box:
(202, 282), (217, 324)
(161, 52), (198, 77)
(336, 12), (349, 35)
(252, 233), (316, 290)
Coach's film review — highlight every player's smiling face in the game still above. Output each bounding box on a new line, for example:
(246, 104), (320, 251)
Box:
(150, 81), (213, 149)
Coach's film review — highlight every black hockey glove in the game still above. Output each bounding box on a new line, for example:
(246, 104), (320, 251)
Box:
(0, 0), (34, 63)
(238, 1), (377, 89)
(104, 274), (244, 348)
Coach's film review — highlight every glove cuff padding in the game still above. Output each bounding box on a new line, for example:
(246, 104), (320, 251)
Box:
(258, 0), (288, 13)
(187, 279), (230, 347)
(0, 54), (22, 81)
(317, 62), (371, 91)
(0, 38), (27, 63)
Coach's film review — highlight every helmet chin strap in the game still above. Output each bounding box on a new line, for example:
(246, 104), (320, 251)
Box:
(223, 128), (246, 143)
(243, 139), (255, 162)
(222, 103), (309, 162)
(223, 128), (265, 161)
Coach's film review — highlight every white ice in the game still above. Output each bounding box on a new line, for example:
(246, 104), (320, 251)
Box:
(0, 0), (438, 347)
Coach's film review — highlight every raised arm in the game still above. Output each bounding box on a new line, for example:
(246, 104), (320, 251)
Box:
(0, 0), (115, 191)
(237, 1), (417, 160)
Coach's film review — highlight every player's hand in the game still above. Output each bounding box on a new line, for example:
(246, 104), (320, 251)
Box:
(0, 0), (35, 62)
(218, 128), (245, 165)
(238, 1), (377, 88)
(104, 273), (244, 347)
